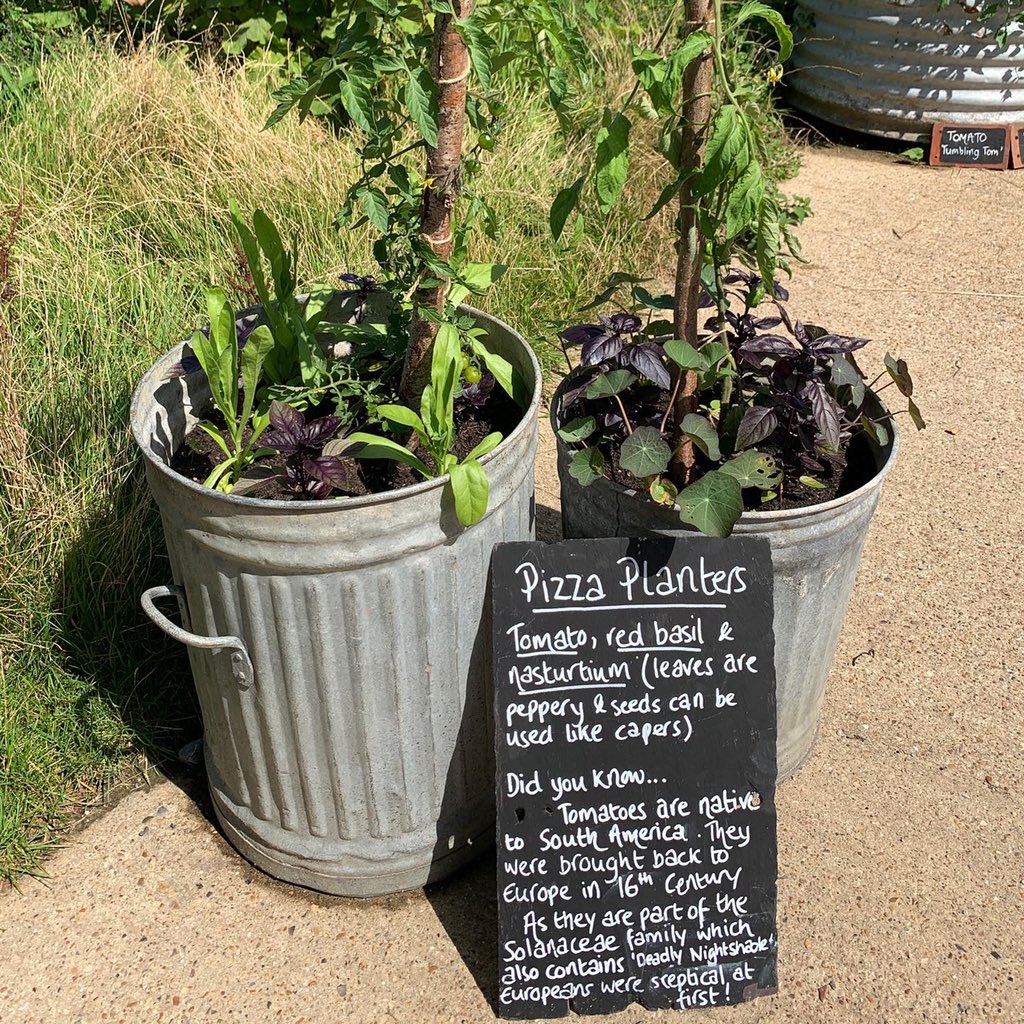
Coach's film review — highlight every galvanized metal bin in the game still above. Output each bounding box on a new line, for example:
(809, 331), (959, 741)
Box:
(551, 384), (899, 782)
(133, 307), (540, 897)
(789, 0), (1024, 139)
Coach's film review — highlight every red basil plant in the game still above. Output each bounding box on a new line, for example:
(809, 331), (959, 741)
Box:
(550, 0), (924, 536)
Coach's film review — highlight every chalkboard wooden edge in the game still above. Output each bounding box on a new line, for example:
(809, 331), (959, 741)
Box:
(1013, 126), (1024, 169)
(928, 122), (1010, 169)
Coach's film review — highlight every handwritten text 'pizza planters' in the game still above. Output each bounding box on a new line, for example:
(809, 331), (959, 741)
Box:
(545, 1), (923, 778)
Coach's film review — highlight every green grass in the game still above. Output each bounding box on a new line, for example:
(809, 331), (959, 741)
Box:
(0, 34), (680, 882)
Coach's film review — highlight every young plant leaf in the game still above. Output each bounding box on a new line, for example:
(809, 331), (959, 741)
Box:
(884, 353), (914, 397)
(586, 369), (636, 398)
(550, 177), (585, 241)
(465, 431), (503, 461)
(677, 471), (743, 538)
(557, 416), (597, 443)
(347, 432), (433, 478)
(798, 474), (827, 490)
(734, 1), (794, 60)
(807, 380), (841, 451)
(907, 396), (926, 430)
(448, 459), (489, 526)
(594, 109), (631, 214)
(619, 426), (671, 478)
(680, 413), (722, 462)
(239, 324), (274, 430)
(719, 450), (781, 489)
(569, 447), (605, 486)
(377, 404), (427, 437)
(649, 477), (678, 506)
(664, 339), (708, 370)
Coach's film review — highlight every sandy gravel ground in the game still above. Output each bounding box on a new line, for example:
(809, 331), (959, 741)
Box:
(2, 146), (1022, 1024)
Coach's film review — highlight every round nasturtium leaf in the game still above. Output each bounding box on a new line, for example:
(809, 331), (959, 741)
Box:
(677, 471), (743, 538)
(619, 426), (671, 479)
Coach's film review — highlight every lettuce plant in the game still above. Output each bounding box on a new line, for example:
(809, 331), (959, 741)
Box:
(188, 288), (275, 493)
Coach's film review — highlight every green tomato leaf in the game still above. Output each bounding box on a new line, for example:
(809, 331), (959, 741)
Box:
(550, 176), (585, 241)
(406, 65), (439, 147)
(680, 413), (722, 462)
(734, 1), (794, 61)
(339, 69), (376, 134)
(358, 187), (389, 233)
(619, 426), (671, 479)
(693, 104), (747, 198)
(719, 449), (781, 489)
(678, 471), (743, 538)
(449, 458), (490, 526)
(569, 447), (605, 486)
(756, 192), (781, 290)
(557, 416), (597, 442)
(586, 369), (636, 398)
(594, 109), (631, 214)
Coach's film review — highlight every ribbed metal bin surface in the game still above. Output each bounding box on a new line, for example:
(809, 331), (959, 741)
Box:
(789, 0), (1024, 139)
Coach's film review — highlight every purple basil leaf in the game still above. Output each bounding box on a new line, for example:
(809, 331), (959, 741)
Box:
(269, 401), (305, 436)
(741, 334), (795, 355)
(773, 281), (789, 301)
(751, 316), (783, 330)
(167, 348), (202, 377)
(622, 344), (671, 390)
(806, 380), (841, 451)
(461, 373), (495, 407)
(698, 290), (716, 309)
(804, 323), (829, 341)
(603, 410), (623, 428)
(559, 323), (604, 347)
(600, 312), (642, 335)
(725, 269), (757, 285)
(261, 430), (302, 454)
(559, 371), (597, 410)
(580, 332), (624, 365)
(809, 334), (871, 355)
(776, 301), (795, 334)
(300, 415), (343, 447)
(305, 456), (357, 489)
(798, 453), (824, 473)
(736, 405), (779, 449)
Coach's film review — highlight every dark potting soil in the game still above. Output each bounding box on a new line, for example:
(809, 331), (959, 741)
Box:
(170, 386), (524, 502)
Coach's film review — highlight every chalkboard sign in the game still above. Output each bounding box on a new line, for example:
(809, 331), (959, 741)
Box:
(492, 537), (778, 1019)
(929, 123), (1009, 169)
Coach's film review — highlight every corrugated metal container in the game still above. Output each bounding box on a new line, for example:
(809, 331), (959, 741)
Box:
(133, 307), (540, 897)
(789, 0), (1024, 139)
(551, 385), (899, 782)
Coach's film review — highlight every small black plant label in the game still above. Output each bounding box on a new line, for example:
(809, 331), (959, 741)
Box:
(929, 124), (1010, 169)
(492, 537), (778, 1019)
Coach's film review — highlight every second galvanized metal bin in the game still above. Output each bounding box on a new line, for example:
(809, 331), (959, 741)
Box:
(789, 0), (1024, 139)
(133, 307), (540, 897)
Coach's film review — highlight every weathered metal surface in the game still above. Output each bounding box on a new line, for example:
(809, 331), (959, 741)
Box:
(551, 385), (899, 782)
(132, 307), (540, 896)
(789, 0), (1024, 140)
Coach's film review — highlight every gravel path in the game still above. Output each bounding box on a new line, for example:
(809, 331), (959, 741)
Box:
(2, 146), (1022, 1024)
